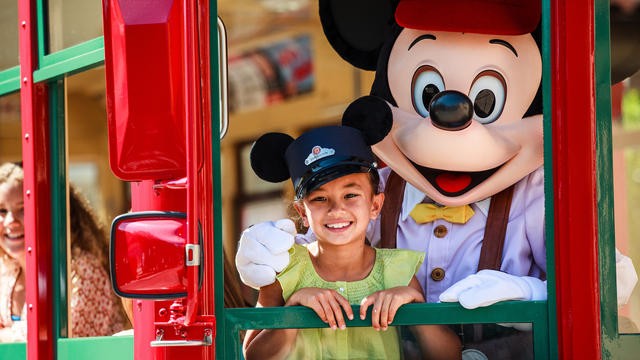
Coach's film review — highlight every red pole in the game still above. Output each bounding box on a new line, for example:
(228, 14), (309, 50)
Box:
(551, 0), (602, 358)
(18, 0), (55, 358)
(185, 0), (201, 327)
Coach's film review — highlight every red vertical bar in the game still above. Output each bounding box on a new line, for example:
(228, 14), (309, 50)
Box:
(197, 1), (215, 358)
(551, 0), (602, 358)
(18, 0), (55, 359)
(185, 0), (200, 327)
(197, 0), (215, 322)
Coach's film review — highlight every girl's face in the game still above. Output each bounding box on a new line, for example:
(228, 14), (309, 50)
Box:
(0, 181), (25, 261)
(294, 173), (384, 248)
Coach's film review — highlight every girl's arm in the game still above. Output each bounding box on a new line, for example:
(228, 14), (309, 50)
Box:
(243, 282), (298, 360)
(410, 324), (462, 360)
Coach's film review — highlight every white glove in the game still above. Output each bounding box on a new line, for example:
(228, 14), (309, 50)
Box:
(616, 248), (638, 306)
(235, 219), (296, 289)
(439, 269), (547, 309)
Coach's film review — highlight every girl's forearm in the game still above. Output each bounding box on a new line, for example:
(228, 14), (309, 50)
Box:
(244, 328), (298, 360)
(410, 325), (462, 360)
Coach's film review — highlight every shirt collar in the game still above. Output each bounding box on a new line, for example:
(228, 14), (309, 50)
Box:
(400, 181), (492, 221)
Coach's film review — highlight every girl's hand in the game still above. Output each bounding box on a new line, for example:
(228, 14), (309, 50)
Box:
(360, 286), (424, 331)
(286, 288), (354, 330)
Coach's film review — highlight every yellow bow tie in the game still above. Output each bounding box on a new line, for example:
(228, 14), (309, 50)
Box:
(409, 203), (475, 224)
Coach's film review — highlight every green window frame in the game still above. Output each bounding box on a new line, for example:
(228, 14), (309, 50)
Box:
(595, 1), (640, 358)
(214, 2), (556, 359)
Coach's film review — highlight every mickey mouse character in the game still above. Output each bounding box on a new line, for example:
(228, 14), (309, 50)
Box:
(236, 0), (638, 358)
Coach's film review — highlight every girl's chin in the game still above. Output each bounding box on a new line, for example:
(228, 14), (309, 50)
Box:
(1, 242), (26, 259)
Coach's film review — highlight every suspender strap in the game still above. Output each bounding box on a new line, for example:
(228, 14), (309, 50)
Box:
(477, 185), (515, 271)
(380, 170), (515, 272)
(379, 170), (406, 248)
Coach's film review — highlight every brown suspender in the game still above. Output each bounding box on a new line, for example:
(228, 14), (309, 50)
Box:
(379, 171), (406, 248)
(379, 170), (515, 271)
(477, 184), (514, 271)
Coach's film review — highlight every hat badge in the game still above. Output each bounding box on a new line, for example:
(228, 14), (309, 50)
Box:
(304, 145), (335, 165)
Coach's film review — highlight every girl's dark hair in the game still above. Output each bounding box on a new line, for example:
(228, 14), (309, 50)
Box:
(68, 185), (110, 275)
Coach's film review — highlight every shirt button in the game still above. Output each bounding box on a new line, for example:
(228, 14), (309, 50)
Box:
(431, 268), (445, 281)
(339, 287), (344, 293)
(433, 225), (448, 238)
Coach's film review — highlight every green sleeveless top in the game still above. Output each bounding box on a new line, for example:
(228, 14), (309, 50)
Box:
(277, 244), (425, 359)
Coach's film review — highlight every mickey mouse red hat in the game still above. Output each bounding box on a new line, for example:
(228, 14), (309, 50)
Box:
(395, 0), (541, 35)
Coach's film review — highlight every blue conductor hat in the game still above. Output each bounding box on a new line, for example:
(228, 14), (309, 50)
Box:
(250, 126), (379, 199)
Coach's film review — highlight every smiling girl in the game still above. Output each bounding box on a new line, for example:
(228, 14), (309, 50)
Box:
(0, 162), (27, 342)
(242, 126), (460, 359)
(0, 162), (129, 342)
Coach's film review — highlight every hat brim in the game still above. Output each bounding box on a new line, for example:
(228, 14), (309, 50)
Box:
(396, 0), (540, 35)
(295, 161), (378, 199)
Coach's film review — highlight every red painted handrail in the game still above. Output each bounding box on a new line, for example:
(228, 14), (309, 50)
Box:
(551, 0), (602, 358)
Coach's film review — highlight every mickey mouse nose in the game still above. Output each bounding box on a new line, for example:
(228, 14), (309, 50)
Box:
(429, 90), (473, 131)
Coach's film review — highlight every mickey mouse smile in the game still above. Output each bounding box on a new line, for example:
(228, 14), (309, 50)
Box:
(410, 160), (502, 197)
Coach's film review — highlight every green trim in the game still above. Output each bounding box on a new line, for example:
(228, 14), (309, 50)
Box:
(36, 0), (47, 67)
(541, 0), (558, 359)
(594, 0), (640, 358)
(224, 302), (549, 359)
(0, 67), (21, 95)
(57, 336), (133, 360)
(0, 343), (26, 360)
(50, 79), (69, 338)
(211, 2), (228, 359)
(594, 0), (616, 349)
(33, 37), (105, 83)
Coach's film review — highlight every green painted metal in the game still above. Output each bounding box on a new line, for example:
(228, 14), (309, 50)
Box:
(57, 336), (133, 360)
(595, 0), (640, 358)
(0, 343), (26, 360)
(0, 67), (21, 95)
(33, 37), (105, 83)
(541, 0), (559, 359)
(49, 79), (69, 339)
(210, 2), (229, 359)
(223, 302), (549, 359)
(36, 0), (46, 68)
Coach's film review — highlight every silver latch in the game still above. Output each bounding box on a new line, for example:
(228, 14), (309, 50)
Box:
(185, 244), (200, 266)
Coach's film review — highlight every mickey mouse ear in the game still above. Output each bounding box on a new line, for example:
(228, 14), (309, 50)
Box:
(342, 96), (393, 145)
(250, 132), (294, 183)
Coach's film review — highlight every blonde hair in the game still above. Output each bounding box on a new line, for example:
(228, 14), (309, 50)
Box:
(0, 162), (24, 186)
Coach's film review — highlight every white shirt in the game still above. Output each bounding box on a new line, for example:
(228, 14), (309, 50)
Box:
(367, 166), (547, 303)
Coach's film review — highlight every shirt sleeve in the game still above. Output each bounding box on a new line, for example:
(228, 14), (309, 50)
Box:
(381, 249), (426, 288)
(276, 244), (306, 302)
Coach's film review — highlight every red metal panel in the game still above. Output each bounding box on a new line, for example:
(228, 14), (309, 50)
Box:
(18, 0), (54, 358)
(130, 181), (185, 360)
(551, 0), (602, 358)
(103, 0), (215, 356)
(103, 0), (188, 181)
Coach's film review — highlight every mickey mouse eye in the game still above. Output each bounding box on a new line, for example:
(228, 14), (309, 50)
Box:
(411, 66), (445, 118)
(469, 71), (506, 124)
